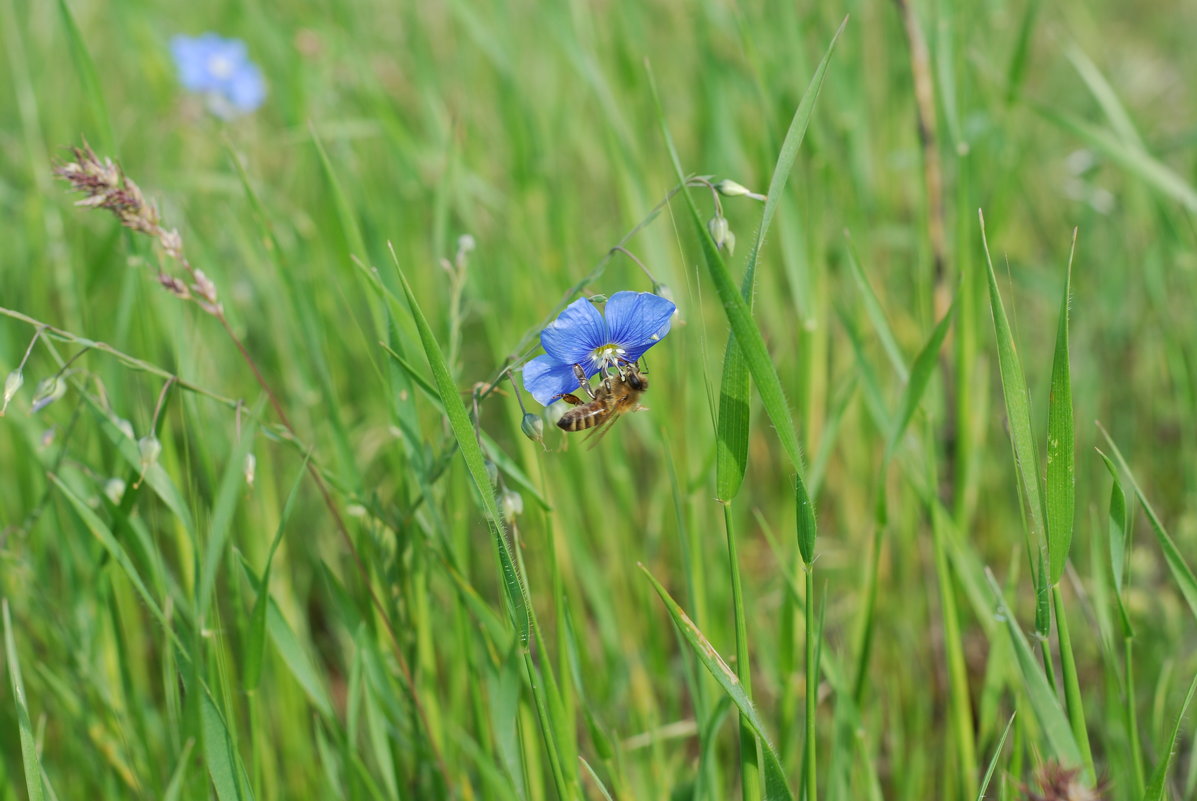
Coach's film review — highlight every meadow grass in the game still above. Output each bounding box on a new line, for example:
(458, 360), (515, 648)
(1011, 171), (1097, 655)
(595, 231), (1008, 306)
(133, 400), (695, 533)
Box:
(1, 0), (1197, 799)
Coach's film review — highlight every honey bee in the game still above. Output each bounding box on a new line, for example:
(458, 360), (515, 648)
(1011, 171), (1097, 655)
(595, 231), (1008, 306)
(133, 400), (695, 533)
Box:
(554, 361), (649, 444)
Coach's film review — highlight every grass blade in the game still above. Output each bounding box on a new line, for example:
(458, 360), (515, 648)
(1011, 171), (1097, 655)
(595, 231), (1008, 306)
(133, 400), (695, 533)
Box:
(1142, 672), (1197, 801)
(640, 565), (794, 801)
(986, 570), (1082, 767)
(976, 713), (1016, 801)
(713, 15), (847, 501)
(3, 600), (47, 801)
(1098, 429), (1197, 624)
(202, 687), (254, 801)
(1045, 230), (1077, 585)
(884, 298), (956, 462)
(386, 244), (530, 644)
(979, 211), (1046, 552)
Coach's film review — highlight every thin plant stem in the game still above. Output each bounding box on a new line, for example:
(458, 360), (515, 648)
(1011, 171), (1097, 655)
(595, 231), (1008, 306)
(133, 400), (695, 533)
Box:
(723, 503), (759, 801)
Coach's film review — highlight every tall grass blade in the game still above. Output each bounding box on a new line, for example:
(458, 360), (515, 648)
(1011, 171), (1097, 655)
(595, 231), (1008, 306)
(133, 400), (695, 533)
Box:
(979, 211), (1046, 551)
(640, 565), (794, 801)
(387, 245), (530, 644)
(651, 79), (801, 477)
(1045, 231), (1077, 585)
(3, 600), (47, 801)
(56, 0), (113, 149)
(714, 15), (848, 497)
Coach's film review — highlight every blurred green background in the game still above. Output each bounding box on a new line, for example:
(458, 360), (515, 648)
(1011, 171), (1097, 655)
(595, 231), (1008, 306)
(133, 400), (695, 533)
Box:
(1, 0), (1196, 798)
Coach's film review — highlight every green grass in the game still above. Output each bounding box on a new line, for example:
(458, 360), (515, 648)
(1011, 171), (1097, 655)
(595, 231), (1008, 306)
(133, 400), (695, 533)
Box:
(2, 0), (1197, 799)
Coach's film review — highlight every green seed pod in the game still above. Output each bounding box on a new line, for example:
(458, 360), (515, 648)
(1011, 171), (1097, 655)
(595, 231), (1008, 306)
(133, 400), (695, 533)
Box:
(707, 215), (729, 248)
(714, 179), (751, 197)
(521, 412), (545, 444)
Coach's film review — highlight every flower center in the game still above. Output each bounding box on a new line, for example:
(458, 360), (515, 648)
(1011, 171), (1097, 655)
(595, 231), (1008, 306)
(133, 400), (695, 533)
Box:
(207, 54), (236, 79)
(590, 343), (625, 370)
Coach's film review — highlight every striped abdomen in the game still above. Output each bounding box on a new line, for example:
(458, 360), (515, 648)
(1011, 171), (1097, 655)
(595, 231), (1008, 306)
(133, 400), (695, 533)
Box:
(557, 400), (613, 431)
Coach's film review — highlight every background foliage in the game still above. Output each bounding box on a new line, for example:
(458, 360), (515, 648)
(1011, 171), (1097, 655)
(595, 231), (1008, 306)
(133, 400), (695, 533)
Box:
(1, 0), (1196, 798)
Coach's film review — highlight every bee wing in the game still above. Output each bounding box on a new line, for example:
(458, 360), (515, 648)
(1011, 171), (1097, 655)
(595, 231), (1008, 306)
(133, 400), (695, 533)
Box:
(582, 409), (625, 449)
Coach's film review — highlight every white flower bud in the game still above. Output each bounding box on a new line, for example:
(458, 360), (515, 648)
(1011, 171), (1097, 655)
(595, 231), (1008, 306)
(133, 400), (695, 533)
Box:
(243, 452), (256, 488)
(2, 369), (23, 415)
(707, 215), (729, 248)
(104, 478), (127, 505)
(138, 435), (162, 472)
(31, 376), (66, 413)
(500, 489), (524, 524)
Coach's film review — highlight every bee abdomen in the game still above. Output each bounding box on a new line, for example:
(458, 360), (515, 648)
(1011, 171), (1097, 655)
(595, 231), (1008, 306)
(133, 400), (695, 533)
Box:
(558, 405), (607, 431)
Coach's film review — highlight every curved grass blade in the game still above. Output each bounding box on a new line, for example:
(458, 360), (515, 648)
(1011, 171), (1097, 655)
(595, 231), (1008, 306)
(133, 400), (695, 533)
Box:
(716, 16), (848, 501)
(4, 600), (47, 801)
(884, 298), (956, 462)
(387, 244), (530, 645)
(985, 570), (1082, 767)
(976, 713), (1016, 801)
(202, 686), (254, 801)
(979, 211), (1046, 550)
(640, 564), (794, 801)
(1045, 231), (1077, 585)
(1142, 672), (1197, 801)
(1098, 428), (1197, 625)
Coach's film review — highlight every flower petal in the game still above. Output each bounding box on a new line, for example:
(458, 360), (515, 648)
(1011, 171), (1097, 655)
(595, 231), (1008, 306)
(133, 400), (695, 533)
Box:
(540, 297), (607, 366)
(523, 355), (586, 406)
(603, 291), (676, 362)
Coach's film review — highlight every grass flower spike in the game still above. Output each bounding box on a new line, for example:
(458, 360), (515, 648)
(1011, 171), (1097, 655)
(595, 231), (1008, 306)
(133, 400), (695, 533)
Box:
(171, 34), (266, 118)
(522, 291), (675, 405)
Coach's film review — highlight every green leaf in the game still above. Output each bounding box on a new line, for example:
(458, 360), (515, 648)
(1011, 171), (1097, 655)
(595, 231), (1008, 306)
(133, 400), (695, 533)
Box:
(1097, 451), (1133, 636)
(1142, 672), (1197, 801)
(1045, 231), (1077, 585)
(640, 565), (794, 801)
(979, 211), (1046, 553)
(4, 600), (47, 801)
(715, 16), (847, 501)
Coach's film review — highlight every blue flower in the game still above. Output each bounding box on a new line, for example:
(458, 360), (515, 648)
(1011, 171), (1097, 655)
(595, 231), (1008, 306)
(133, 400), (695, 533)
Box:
(522, 291), (676, 406)
(170, 34), (266, 118)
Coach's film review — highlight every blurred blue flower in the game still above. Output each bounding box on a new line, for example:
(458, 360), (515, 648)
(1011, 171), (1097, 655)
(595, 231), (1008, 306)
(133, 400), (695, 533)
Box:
(523, 291), (675, 406)
(170, 34), (265, 118)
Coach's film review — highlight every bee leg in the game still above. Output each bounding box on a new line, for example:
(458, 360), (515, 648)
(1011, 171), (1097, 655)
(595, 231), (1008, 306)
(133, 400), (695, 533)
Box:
(572, 364), (596, 399)
(551, 392), (585, 406)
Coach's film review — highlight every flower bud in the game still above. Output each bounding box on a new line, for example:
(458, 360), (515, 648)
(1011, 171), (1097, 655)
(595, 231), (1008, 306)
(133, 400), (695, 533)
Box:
(587, 294), (608, 305)
(244, 452), (257, 488)
(723, 230), (736, 257)
(485, 459), (499, 487)
(707, 215), (729, 248)
(115, 418), (135, 439)
(104, 478), (127, 505)
(2, 369), (23, 415)
(457, 234), (476, 254)
(521, 412), (545, 444)
(714, 179), (751, 197)
(500, 489), (524, 524)
(138, 434), (162, 473)
(714, 179), (766, 201)
(31, 376), (66, 413)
